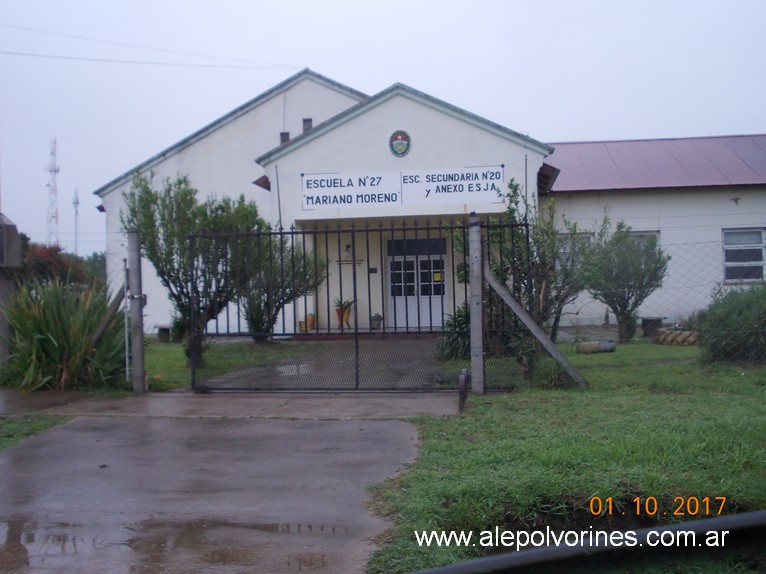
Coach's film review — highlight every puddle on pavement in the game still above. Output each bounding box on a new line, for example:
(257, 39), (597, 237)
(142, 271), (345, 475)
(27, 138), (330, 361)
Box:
(0, 519), (112, 571)
(0, 518), (346, 572)
(286, 552), (328, 570)
(128, 518), (351, 537)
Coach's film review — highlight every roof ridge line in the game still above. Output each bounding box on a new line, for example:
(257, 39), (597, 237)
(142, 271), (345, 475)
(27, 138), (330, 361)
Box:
(548, 133), (766, 146)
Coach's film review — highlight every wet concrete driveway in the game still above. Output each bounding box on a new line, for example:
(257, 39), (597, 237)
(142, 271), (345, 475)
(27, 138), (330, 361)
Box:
(0, 391), (457, 573)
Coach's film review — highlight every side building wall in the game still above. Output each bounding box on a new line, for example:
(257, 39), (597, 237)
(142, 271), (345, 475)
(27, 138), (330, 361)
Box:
(552, 185), (766, 326)
(98, 78), (363, 331)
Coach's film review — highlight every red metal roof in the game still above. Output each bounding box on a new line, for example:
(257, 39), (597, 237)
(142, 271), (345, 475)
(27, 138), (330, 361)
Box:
(545, 134), (766, 193)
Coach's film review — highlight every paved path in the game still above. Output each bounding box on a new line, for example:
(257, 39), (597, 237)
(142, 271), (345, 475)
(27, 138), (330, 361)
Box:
(0, 389), (457, 573)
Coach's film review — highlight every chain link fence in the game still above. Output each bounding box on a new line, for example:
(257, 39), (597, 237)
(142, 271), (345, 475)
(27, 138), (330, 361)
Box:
(182, 222), (762, 392)
(556, 238), (765, 364)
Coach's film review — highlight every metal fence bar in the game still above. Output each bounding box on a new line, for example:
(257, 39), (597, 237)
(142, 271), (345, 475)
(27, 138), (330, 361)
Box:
(351, 223), (360, 388)
(186, 219), (530, 391)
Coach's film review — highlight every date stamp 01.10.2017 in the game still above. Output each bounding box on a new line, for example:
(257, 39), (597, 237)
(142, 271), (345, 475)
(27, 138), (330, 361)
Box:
(589, 496), (727, 518)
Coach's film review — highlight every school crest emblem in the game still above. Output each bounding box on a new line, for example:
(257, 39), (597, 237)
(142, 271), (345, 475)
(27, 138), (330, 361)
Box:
(389, 130), (411, 157)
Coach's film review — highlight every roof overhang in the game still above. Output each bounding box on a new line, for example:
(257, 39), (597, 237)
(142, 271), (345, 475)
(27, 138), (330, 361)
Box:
(537, 162), (560, 195)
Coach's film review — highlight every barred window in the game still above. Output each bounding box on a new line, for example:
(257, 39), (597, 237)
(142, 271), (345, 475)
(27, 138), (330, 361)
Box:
(630, 231), (663, 287)
(723, 229), (764, 282)
(558, 232), (593, 264)
(629, 230), (660, 244)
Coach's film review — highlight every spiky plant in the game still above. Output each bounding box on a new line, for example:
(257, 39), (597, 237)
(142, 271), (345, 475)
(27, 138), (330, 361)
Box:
(2, 279), (125, 391)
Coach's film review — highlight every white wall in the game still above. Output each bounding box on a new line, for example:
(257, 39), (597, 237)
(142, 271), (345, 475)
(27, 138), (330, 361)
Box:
(98, 75), (764, 335)
(267, 93), (546, 227)
(552, 186), (766, 326)
(258, 91), (548, 332)
(98, 76), (363, 331)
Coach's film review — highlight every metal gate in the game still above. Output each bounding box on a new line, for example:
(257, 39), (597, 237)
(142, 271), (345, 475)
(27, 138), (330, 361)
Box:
(188, 219), (528, 391)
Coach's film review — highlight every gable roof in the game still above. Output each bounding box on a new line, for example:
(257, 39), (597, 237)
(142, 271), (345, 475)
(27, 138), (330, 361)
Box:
(256, 83), (553, 166)
(93, 69), (368, 198)
(546, 134), (766, 193)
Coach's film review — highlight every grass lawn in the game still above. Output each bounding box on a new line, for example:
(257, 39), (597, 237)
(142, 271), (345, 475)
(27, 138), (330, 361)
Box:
(145, 336), (316, 390)
(145, 338), (192, 391)
(367, 340), (766, 573)
(0, 416), (69, 450)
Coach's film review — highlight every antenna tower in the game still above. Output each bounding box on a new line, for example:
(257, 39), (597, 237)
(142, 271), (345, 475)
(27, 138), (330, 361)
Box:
(46, 139), (60, 246)
(73, 187), (80, 256)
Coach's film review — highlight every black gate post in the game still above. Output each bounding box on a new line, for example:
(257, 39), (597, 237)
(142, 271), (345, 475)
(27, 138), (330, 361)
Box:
(350, 223), (360, 388)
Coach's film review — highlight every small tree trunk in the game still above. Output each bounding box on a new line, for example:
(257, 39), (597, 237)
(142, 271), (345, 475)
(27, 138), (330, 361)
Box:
(616, 311), (637, 343)
(617, 320), (630, 344)
(185, 334), (205, 369)
(550, 310), (563, 344)
(185, 315), (206, 368)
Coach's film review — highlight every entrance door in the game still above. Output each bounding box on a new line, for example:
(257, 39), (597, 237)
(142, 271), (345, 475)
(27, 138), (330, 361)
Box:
(387, 238), (446, 330)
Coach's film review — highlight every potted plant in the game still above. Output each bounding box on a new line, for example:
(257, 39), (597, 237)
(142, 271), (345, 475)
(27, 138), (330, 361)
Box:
(369, 312), (383, 330)
(334, 298), (353, 329)
(299, 313), (316, 333)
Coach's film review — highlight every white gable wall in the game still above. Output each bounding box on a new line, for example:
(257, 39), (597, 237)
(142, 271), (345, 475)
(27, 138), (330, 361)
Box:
(98, 76), (364, 331)
(265, 93), (547, 227)
(256, 91), (550, 333)
(552, 186), (766, 326)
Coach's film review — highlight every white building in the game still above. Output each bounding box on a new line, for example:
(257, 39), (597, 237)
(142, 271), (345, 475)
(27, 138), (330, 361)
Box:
(544, 136), (766, 326)
(94, 70), (766, 333)
(95, 70), (368, 331)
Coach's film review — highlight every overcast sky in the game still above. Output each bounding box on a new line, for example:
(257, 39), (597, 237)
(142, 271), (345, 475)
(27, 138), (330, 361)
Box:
(1, 0), (765, 256)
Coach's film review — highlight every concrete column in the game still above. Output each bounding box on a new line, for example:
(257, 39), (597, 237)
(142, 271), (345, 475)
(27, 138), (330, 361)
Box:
(468, 213), (485, 394)
(0, 216), (23, 366)
(127, 230), (147, 394)
(0, 276), (14, 366)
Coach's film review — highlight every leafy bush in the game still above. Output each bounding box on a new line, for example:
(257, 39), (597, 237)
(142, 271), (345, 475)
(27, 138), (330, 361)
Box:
(20, 241), (87, 285)
(2, 280), (126, 391)
(700, 283), (766, 363)
(437, 304), (471, 360)
(585, 221), (670, 343)
(530, 356), (571, 388)
(241, 235), (327, 341)
(675, 309), (705, 332)
(438, 300), (540, 377)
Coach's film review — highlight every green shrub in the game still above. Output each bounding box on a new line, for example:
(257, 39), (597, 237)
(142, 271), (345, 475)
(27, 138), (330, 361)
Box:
(531, 356), (571, 388)
(437, 301), (540, 377)
(437, 303), (471, 360)
(676, 309), (705, 331)
(2, 279), (126, 391)
(700, 283), (766, 363)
